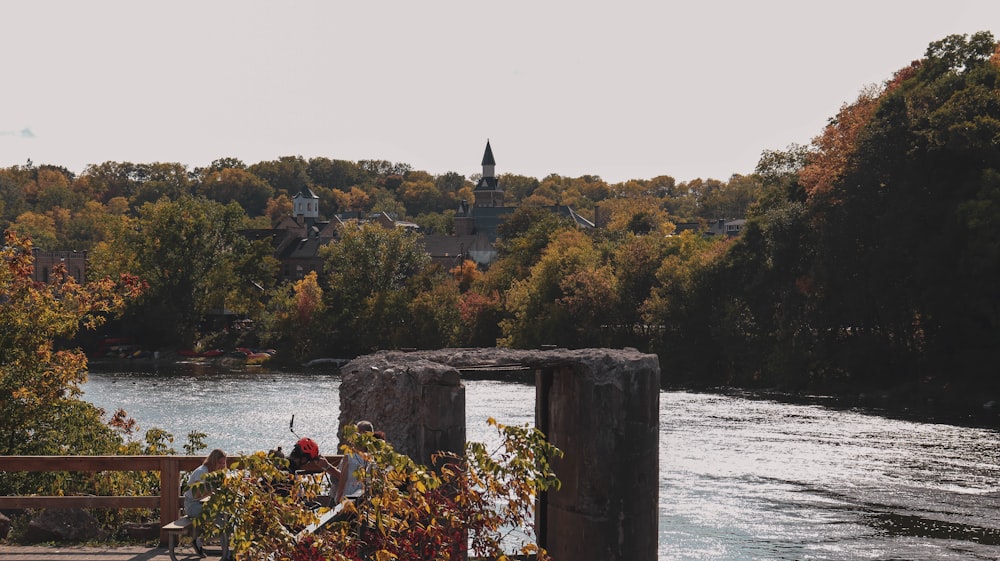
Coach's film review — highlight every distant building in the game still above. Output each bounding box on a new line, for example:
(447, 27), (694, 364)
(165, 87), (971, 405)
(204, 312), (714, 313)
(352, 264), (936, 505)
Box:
(248, 191), (420, 282)
(243, 187), (339, 282)
(675, 218), (747, 237)
(252, 140), (596, 279)
(423, 140), (594, 268)
(31, 249), (87, 284)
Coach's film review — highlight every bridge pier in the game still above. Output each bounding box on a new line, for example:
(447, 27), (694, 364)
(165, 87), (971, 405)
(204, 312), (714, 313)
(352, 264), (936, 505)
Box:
(340, 347), (660, 561)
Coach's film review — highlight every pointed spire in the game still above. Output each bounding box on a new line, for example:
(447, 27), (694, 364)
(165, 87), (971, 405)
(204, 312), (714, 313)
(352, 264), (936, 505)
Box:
(481, 140), (496, 167)
(474, 140), (503, 206)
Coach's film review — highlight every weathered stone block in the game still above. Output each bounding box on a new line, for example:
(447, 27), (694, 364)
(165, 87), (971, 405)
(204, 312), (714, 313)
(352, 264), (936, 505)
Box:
(339, 347), (660, 561)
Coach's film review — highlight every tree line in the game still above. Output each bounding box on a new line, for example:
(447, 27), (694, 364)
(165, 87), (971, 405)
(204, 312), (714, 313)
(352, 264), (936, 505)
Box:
(2, 32), (998, 413)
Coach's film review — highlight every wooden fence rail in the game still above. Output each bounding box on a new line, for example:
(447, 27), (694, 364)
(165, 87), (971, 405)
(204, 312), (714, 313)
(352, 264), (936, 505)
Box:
(0, 454), (339, 546)
(0, 455), (206, 546)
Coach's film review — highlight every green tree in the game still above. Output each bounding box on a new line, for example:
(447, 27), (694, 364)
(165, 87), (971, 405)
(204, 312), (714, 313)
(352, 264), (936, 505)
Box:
(134, 162), (194, 204)
(200, 157), (248, 173)
(320, 223), (430, 355)
(9, 211), (57, 249)
(434, 171), (469, 201)
(0, 168), (29, 223)
(413, 210), (454, 235)
(80, 161), (147, 203)
(197, 167), (274, 217)
(405, 267), (463, 349)
(89, 196), (276, 346)
(65, 200), (119, 250)
(249, 156), (312, 195)
(643, 231), (732, 384)
(686, 31), (1000, 396)
(807, 31), (1000, 389)
(308, 157), (366, 191)
(497, 173), (540, 204)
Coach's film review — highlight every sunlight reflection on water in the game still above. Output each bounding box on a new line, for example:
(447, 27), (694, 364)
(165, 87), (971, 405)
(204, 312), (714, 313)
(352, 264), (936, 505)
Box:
(83, 366), (1000, 560)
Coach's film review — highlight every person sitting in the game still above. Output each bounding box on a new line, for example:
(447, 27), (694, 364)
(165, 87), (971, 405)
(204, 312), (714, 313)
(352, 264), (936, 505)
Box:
(327, 420), (374, 502)
(287, 437), (325, 473)
(183, 449), (229, 558)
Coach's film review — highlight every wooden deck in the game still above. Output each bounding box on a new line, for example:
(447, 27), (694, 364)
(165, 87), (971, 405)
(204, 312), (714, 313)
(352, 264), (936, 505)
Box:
(0, 544), (207, 561)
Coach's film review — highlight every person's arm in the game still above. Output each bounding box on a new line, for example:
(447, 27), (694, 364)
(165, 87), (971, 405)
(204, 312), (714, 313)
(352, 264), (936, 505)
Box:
(331, 457), (350, 503)
(324, 456), (344, 479)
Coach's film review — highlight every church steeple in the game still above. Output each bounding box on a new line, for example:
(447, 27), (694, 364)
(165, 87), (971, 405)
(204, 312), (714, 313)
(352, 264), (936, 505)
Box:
(481, 139), (496, 178)
(473, 140), (504, 207)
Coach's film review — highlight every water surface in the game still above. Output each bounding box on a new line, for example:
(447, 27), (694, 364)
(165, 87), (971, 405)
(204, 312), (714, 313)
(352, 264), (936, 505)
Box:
(83, 365), (1000, 560)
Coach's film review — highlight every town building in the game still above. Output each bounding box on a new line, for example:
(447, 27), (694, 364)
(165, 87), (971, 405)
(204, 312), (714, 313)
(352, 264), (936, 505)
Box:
(256, 140), (595, 280)
(422, 140), (594, 268)
(675, 218), (747, 237)
(31, 249), (87, 284)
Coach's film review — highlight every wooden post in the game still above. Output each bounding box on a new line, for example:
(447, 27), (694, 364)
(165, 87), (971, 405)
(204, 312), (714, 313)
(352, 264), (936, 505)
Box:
(160, 457), (182, 546)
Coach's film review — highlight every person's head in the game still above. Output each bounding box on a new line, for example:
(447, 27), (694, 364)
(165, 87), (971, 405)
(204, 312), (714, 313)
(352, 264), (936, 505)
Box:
(205, 449), (227, 471)
(293, 437), (320, 461)
(356, 420), (374, 434)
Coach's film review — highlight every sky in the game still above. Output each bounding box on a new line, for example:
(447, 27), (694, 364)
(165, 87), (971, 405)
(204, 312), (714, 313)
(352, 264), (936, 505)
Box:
(2, 1), (999, 185)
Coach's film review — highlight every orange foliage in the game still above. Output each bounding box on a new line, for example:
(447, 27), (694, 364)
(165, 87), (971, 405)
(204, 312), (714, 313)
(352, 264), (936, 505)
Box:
(448, 259), (483, 292)
(799, 88), (881, 202)
(293, 271), (324, 325)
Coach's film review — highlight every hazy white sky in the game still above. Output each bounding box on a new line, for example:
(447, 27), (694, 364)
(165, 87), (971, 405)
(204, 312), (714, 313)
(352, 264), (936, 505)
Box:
(2, 1), (998, 184)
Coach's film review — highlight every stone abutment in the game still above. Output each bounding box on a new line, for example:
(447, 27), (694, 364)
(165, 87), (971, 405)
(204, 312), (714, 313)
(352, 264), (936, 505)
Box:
(339, 347), (660, 561)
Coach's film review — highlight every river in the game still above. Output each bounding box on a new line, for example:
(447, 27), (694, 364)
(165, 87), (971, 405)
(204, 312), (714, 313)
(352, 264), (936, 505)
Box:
(82, 364), (1000, 560)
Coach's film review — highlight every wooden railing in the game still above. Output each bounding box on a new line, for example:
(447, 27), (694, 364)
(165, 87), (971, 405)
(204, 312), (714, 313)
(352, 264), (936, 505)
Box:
(0, 454), (340, 546)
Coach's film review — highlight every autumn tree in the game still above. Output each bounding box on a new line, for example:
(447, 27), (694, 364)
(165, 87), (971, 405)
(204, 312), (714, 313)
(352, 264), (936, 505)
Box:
(257, 271), (326, 361)
(265, 193), (294, 224)
(197, 167), (274, 217)
(398, 171), (447, 216)
(597, 196), (673, 236)
(0, 231), (142, 458)
(501, 229), (619, 348)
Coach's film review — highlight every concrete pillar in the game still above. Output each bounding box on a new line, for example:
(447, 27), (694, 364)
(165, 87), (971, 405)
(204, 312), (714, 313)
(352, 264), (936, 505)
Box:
(339, 348), (659, 561)
(535, 349), (660, 561)
(338, 355), (465, 468)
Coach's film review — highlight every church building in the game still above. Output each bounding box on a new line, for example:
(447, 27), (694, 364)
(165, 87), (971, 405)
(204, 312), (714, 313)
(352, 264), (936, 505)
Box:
(422, 140), (594, 267)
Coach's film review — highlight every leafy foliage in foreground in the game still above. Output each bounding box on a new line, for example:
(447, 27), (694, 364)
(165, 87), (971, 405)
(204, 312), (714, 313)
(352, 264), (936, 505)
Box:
(0, 234), (210, 537)
(0, 231), (143, 459)
(196, 419), (562, 561)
